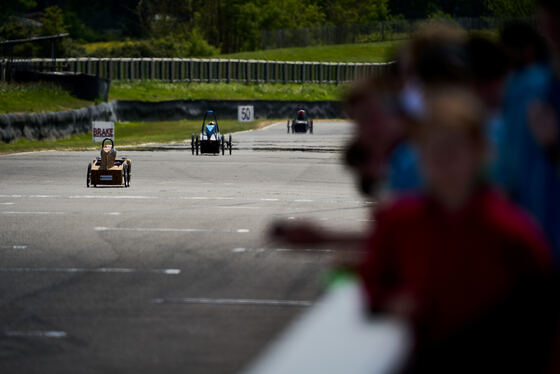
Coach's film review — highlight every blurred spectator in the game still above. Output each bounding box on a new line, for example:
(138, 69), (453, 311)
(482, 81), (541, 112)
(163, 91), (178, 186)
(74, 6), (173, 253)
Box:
(500, 21), (549, 70)
(388, 24), (469, 194)
(466, 36), (509, 176)
(360, 88), (556, 373)
(497, 2), (560, 260)
(270, 75), (402, 255)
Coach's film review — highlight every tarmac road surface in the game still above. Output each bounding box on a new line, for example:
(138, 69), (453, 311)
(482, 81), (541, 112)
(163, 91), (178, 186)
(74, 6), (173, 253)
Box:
(0, 121), (372, 374)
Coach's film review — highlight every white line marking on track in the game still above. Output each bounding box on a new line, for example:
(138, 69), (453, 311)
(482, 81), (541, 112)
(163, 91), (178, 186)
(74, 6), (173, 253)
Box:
(105, 212), (121, 215)
(0, 194), (372, 206)
(4, 330), (67, 338)
(0, 267), (180, 274)
(0, 245), (27, 249)
(0, 202), (15, 205)
(150, 297), (313, 307)
(232, 247), (334, 253)
(95, 226), (250, 233)
(218, 206), (262, 210)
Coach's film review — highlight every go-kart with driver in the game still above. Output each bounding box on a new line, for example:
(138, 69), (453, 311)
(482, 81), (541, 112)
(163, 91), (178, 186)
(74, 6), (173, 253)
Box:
(192, 110), (232, 155)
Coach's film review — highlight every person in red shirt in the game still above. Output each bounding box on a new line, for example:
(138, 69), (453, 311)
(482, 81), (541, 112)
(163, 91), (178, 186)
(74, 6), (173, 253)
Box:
(360, 88), (557, 373)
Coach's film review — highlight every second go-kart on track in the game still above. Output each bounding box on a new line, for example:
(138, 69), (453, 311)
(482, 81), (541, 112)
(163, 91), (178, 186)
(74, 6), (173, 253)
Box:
(0, 121), (370, 374)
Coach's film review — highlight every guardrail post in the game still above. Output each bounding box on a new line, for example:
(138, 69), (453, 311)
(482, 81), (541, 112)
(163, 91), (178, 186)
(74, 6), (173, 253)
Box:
(116, 59), (121, 80)
(137, 58), (143, 80)
(168, 59), (173, 81)
(226, 59), (231, 83)
(335, 63), (340, 84)
(178, 59), (183, 81)
(245, 61), (250, 84)
(107, 59), (112, 80)
(207, 60), (212, 83)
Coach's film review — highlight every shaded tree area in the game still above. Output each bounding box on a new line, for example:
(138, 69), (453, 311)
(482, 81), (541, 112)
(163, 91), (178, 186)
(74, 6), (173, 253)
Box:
(1, 0), (536, 57)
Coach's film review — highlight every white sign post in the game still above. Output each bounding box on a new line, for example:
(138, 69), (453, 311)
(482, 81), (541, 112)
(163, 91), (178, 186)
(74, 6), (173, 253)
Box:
(238, 105), (254, 122)
(92, 121), (114, 142)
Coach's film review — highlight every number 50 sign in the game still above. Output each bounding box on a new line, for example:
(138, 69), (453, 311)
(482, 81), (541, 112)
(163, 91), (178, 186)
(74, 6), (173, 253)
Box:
(238, 105), (254, 122)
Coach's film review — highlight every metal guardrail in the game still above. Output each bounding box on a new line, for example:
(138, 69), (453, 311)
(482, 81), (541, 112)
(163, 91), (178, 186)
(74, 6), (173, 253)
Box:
(0, 58), (392, 84)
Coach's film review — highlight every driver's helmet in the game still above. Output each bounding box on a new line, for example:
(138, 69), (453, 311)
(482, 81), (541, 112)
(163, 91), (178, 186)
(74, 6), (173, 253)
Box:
(297, 110), (306, 120)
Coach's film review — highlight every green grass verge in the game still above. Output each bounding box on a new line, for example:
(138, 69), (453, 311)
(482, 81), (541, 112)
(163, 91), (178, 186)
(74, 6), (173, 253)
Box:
(82, 39), (400, 62)
(0, 82), (93, 114)
(0, 119), (262, 154)
(0, 81), (345, 113)
(1, 81), (343, 114)
(219, 41), (401, 62)
(110, 81), (344, 101)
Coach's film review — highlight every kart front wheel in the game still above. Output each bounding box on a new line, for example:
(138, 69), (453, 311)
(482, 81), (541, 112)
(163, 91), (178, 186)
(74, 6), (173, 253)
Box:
(229, 135), (232, 155)
(287, 120), (290, 134)
(123, 164), (129, 187)
(310, 120), (313, 134)
(191, 134), (195, 155)
(221, 135), (225, 155)
(195, 135), (199, 155)
(86, 163), (91, 187)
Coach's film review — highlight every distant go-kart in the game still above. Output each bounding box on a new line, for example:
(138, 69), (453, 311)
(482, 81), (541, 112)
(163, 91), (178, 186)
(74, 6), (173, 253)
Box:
(287, 109), (313, 134)
(86, 138), (131, 187)
(192, 110), (232, 155)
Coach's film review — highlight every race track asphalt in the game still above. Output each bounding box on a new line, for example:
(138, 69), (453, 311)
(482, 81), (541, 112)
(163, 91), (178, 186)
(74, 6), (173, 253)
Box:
(0, 121), (372, 374)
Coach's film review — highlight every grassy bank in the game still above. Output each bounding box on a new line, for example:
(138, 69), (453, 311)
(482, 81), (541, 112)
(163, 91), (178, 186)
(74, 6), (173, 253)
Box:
(1, 81), (343, 114)
(110, 81), (343, 102)
(0, 119), (261, 154)
(219, 41), (400, 62)
(82, 40), (400, 63)
(0, 82), (93, 114)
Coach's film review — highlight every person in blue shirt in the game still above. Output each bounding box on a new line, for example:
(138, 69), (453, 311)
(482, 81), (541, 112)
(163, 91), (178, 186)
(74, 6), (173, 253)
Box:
(388, 33), (510, 194)
(497, 4), (560, 260)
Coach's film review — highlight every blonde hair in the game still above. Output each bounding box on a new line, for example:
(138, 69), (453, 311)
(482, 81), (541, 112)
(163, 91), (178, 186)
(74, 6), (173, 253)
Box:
(413, 87), (486, 146)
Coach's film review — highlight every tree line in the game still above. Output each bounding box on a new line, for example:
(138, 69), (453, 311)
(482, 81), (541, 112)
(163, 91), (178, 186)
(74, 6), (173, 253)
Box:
(2, 0), (535, 57)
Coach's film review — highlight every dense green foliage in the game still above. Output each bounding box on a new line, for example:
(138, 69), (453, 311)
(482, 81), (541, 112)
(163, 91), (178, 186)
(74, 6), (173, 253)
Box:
(1, 0), (535, 58)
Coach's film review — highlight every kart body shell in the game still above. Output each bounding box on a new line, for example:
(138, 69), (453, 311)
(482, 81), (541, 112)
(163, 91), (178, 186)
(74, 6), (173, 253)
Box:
(87, 138), (131, 187)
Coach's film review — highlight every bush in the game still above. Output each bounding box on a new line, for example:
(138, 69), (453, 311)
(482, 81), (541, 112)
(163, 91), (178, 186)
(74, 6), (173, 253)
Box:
(87, 31), (219, 58)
